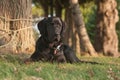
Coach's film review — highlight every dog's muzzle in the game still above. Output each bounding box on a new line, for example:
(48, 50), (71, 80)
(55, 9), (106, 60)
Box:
(54, 34), (61, 42)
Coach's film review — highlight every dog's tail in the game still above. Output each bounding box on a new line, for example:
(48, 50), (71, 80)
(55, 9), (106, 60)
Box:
(79, 60), (102, 65)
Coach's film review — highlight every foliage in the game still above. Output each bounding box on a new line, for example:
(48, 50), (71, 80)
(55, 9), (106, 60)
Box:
(116, 0), (120, 51)
(32, 5), (44, 18)
(0, 54), (120, 80)
(80, 2), (96, 44)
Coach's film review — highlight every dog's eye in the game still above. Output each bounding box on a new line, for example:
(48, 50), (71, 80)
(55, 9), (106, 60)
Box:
(57, 23), (62, 27)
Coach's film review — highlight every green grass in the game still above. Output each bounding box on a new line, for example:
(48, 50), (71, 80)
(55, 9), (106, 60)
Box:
(0, 54), (120, 80)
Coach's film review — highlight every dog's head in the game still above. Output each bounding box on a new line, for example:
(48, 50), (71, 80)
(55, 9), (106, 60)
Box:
(37, 17), (66, 44)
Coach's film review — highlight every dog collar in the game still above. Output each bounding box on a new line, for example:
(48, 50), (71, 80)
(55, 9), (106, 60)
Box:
(54, 43), (63, 54)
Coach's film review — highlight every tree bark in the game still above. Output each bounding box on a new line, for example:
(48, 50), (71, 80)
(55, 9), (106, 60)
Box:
(69, 0), (97, 56)
(95, 0), (119, 57)
(64, 8), (81, 55)
(55, 0), (62, 18)
(0, 0), (35, 54)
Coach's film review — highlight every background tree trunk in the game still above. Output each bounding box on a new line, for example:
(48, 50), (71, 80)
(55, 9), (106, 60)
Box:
(95, 0), (119, 56)
(55, 0), (62, 18)
(69, 0), (97, 56)
(0, 0), (35, 54)
(64, 8), (81, 55)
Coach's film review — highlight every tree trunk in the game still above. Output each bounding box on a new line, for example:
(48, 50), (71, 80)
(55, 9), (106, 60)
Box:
(0, 0), (35, 54)
(50, 0), (53, 17)
(95, 0), (119, 57)
(69, 0), (97, 56)
(64, 8), (81, 55)
(55, 0), (62, 18)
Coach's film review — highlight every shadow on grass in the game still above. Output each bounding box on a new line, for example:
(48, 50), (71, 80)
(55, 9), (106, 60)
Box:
(0, 53), (31, 64)
(0, 53), (120, 66)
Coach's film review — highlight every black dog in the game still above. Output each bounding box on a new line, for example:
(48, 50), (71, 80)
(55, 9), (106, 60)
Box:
(30, 17), (80, 63)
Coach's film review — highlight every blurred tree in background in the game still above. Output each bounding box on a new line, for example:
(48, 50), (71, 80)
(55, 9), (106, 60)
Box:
(69, 0), (97, 56)
(95, 0), (119, 56)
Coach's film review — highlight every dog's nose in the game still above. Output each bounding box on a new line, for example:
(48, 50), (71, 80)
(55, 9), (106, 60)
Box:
(54, 34), (60, 41)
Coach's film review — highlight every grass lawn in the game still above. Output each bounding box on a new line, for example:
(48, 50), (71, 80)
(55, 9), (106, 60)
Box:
(0, 54), (120, 80)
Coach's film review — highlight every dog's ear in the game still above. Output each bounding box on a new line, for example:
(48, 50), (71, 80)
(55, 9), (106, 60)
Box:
(60, 19), (66, 38)
(37, 18), (47, 36)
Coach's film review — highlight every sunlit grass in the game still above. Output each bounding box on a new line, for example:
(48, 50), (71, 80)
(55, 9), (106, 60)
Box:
(0, 54), (120, 80)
